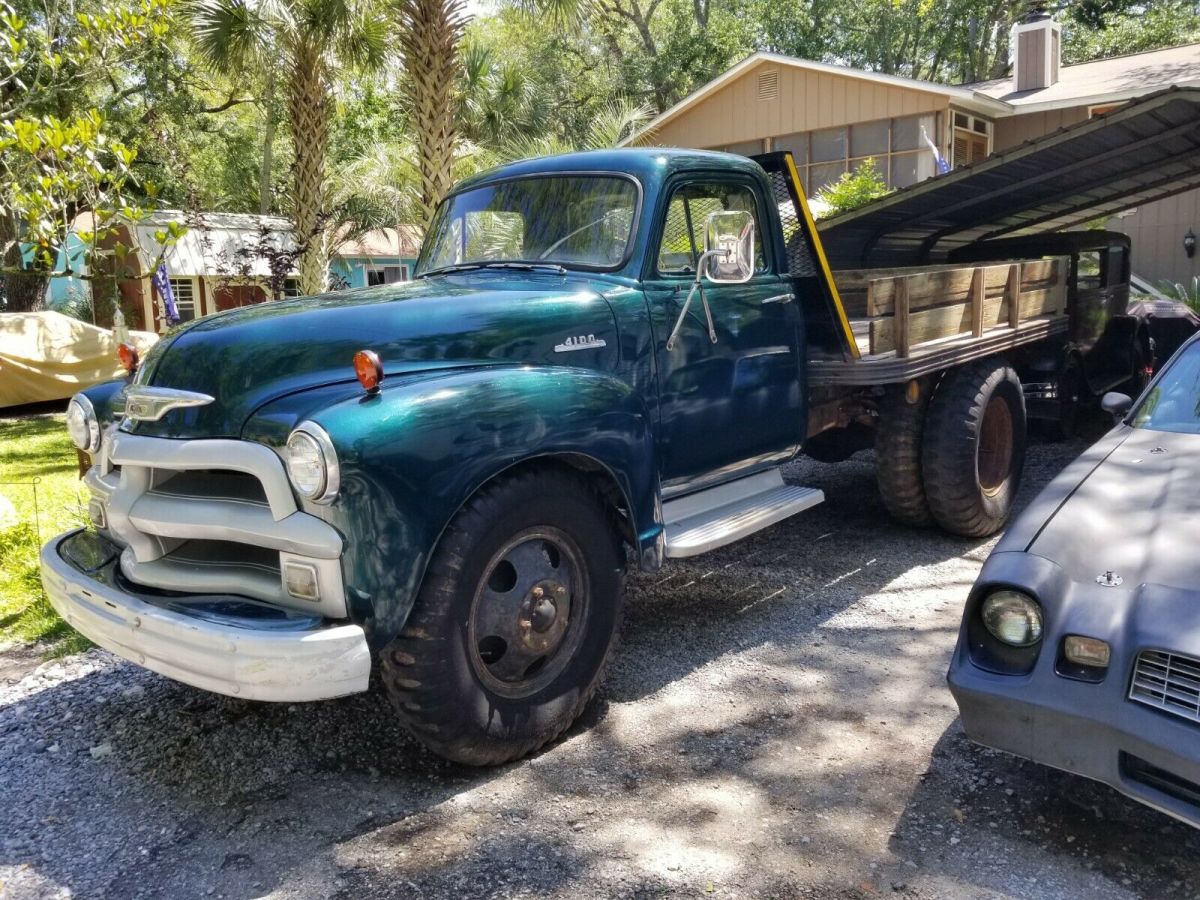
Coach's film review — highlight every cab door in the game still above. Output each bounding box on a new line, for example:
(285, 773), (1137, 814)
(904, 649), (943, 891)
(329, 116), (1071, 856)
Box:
(644, 175), (805, 492)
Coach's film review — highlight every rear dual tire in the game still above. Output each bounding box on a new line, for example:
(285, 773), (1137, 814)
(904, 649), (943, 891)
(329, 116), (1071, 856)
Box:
(875, 360), (1026, 538)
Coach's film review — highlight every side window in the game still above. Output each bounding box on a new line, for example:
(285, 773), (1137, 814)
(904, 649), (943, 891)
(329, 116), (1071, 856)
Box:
(1076, 250), (1102, 291)
(656, 181), (768, 276)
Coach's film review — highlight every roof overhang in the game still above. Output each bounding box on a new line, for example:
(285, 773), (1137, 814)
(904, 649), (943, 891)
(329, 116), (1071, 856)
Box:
(816, 87), (1200, 269)
(622, 51), (1012, 147)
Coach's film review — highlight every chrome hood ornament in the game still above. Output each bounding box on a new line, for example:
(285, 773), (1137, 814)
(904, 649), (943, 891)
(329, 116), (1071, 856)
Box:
(121, 385), (215, 423)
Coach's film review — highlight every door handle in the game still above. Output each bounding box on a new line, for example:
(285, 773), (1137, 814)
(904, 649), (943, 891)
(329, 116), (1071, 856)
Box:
(762, 293), (794, 305)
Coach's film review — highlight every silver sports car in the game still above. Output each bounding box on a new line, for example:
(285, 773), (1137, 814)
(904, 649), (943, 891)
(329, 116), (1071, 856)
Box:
(948, 332), (1200, 827)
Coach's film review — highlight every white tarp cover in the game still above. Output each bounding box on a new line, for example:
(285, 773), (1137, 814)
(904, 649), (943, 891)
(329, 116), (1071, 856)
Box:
(0, 312), (157, 407)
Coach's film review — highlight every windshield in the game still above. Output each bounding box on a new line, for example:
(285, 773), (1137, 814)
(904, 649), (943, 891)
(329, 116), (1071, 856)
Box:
(417, 175), (639, 275)
(1130, 340), (1200, 434)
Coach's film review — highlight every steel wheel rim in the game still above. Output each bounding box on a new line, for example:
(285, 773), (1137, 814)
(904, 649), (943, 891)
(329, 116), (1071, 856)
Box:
(978, 395), (1014, 497)
(468, 527), (588, 699)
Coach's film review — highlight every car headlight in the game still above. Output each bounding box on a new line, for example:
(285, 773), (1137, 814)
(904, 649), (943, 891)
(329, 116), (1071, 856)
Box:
(981, 590), (1043, 647)
(285, 422), (339, 504)
(66, 394), (100, 452)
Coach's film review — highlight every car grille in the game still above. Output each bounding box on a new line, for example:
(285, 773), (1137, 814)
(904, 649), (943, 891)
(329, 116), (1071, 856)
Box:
(1129, 650), (1200, 723)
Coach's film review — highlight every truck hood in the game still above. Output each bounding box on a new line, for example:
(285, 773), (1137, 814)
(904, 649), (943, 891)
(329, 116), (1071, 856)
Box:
(1027, 427), (1200, 592)
(129, 272), (621, 437)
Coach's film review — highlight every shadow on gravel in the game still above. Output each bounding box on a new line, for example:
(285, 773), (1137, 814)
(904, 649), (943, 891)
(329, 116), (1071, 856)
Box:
(2, 429), (1107, 898)
(893, 725), (1200, 897)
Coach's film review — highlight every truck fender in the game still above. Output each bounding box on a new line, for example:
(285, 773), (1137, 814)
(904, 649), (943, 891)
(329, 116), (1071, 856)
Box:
(307, 365), (660, 648)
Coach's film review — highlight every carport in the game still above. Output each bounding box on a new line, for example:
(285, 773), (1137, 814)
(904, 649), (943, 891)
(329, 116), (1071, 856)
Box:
(817, 87), (1200, 270)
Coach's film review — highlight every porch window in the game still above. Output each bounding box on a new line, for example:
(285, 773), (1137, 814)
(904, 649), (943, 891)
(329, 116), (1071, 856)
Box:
(772, 112), (941, 195)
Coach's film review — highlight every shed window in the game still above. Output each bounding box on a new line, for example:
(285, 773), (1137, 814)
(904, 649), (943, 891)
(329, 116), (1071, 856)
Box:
(164, 277), (197, 322)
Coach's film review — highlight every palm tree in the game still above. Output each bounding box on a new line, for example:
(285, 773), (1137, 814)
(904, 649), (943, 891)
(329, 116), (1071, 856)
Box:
(395, 0), (468, 228)
(498, 97), (654, 162)
(192, 0), (389, 295)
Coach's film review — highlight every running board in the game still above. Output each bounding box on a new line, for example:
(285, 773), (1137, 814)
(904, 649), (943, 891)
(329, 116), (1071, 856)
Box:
(662, 469), (824, 558)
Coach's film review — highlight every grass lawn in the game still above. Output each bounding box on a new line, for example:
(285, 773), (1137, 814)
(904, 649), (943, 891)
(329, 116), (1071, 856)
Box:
(0, 410), (92, 657)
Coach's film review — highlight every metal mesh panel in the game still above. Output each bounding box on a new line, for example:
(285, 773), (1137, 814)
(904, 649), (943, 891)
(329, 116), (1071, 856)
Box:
(766, 169), (818, 278)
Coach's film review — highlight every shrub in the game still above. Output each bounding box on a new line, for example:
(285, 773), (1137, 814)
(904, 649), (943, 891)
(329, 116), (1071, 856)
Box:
(815, 158), (892, 219)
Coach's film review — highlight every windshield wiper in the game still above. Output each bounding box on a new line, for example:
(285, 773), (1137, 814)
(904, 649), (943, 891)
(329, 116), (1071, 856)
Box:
(418, 263), (490, 278)
(419, 261), (569, 278)
(484, 262), (568, 274)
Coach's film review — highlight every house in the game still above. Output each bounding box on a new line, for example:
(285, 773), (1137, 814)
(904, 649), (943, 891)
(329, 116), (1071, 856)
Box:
(625, 13), (1200, 285)
(331, 226), (423, 289)
(48, 212), (423, 334)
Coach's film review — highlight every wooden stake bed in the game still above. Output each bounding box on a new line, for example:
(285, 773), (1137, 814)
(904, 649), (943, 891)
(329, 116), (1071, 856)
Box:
(809, 257), (1069, 386)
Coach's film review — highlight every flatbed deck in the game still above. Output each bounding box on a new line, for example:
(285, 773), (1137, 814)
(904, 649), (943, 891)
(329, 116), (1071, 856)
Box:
(808, 258), (1069, 386)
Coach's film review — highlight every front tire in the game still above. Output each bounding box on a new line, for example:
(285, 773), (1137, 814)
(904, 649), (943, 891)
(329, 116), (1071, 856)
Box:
(380, 468), (625, 766)
(922, 359), (1026, 538)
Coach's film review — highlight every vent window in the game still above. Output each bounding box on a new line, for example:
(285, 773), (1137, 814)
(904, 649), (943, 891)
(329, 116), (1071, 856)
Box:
(757, 69), (779, 101)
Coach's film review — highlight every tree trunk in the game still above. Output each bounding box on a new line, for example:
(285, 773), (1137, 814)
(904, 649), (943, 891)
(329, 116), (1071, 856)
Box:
(287, 44), (331, 296)
(0, 212), (47, 312)
(398, 0), (466, 228)
(259, 67), (277, 217)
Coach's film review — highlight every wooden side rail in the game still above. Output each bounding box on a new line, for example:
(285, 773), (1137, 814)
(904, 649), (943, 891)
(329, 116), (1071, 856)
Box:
(834, 257), (1068, 359)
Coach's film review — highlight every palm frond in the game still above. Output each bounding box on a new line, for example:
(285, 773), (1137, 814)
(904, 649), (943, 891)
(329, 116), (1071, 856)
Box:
(190, 0), (271, 72)
(585, 98), (655, 149)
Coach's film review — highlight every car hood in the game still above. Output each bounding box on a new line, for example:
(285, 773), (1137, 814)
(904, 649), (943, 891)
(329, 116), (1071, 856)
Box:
(1026, 427), (1200, 592)
(127, 272), (621, 438)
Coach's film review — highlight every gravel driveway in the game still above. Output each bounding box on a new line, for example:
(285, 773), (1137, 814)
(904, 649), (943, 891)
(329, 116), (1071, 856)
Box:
(3, 435), (1200, 899)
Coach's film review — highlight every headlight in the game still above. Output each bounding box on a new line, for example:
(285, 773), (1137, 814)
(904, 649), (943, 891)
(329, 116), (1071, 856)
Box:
(981, 590), (1043, 647)
(285, 422), (339, 504)
(66, 394), (100, 452)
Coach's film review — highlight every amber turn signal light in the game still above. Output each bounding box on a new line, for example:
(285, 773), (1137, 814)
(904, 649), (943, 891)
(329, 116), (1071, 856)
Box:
(118, 342), (139, 375)
(354, 349), (383, 393)
(1064, 635), (1111, 668)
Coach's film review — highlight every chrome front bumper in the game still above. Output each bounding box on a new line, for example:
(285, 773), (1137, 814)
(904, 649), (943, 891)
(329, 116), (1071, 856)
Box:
(42, 530), (371, 702)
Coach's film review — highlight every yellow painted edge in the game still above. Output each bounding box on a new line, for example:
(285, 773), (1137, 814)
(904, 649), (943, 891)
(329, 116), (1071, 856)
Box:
(783, 153), (861, 360)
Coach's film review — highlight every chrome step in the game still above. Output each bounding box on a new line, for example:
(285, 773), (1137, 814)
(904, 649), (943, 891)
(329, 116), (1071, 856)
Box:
(662, 469), (824, 558)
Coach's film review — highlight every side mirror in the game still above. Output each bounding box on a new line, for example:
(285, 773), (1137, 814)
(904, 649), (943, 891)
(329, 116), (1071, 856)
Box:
(702, 210), (755, 284)
(1101, 391), (1133, 418)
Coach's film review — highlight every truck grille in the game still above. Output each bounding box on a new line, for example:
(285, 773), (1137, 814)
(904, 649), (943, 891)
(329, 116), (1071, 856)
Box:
(1129, 650), (1200, 723)
(86, 428), (346, 617)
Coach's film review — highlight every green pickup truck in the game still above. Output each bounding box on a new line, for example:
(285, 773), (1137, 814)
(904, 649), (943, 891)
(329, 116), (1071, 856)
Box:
(44, 148), (1147, 764)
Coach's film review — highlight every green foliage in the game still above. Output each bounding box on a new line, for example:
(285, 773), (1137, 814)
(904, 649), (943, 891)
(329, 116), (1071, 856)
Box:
(0, 413), (92, 656)
(1063, 1), (1200, 64)
(814, 158), (891, 219)
(1157, 276), (1200, 311)
(0, 0), (182, 313)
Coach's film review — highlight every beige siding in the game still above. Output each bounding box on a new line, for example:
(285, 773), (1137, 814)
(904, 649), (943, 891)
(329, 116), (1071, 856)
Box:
(992, 106), (1089, 152)
(1109, 188), (1200, 285)
(637, 60), (950, 150)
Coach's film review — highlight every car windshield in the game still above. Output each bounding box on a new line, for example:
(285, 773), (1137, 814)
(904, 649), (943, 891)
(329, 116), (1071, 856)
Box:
(417, 175), (639, 274)
(1130, 341), (1200, 434)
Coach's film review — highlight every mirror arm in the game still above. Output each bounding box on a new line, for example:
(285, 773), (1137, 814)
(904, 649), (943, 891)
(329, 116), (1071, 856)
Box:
(665, 250), (725, 351)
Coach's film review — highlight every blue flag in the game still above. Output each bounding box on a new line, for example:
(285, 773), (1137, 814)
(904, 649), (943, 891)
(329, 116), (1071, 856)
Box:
(922, 127), (951, 175)
(152, 263), (179, 326)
